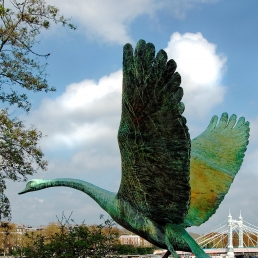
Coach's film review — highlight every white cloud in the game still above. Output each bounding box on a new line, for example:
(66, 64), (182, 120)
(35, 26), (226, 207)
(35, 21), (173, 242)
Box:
(27, 70), (122, 150)
(34, 198), (44, 203)
(45, 0), (220, 44)
(164, 32), (227, 119)
(22, 70), (123, 192)
(47, 0), (158, 44)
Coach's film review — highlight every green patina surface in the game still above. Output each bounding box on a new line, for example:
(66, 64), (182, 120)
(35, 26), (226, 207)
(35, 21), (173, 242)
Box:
(19, 40), (250, 258)
(184, 113), (250, 227)
(117, 40), (191, 225)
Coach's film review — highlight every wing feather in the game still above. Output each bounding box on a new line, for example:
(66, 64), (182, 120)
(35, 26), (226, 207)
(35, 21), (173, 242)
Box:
(117, 40), (191, 224)
(183, 113), (250, 227)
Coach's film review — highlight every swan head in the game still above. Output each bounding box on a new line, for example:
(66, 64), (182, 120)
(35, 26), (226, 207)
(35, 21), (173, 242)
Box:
(18, 179), (46, 195)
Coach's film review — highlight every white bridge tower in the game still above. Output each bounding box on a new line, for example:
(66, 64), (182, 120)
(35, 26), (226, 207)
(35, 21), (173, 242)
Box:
(227, 211), (244, 258)
(196, 211), (258, 255)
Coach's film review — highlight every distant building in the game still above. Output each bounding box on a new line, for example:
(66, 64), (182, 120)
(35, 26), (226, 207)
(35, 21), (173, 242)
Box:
(119, 234), (152, 247)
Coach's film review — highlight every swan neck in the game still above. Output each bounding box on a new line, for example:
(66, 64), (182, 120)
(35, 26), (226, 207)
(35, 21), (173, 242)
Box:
(39, 178), (116, 214)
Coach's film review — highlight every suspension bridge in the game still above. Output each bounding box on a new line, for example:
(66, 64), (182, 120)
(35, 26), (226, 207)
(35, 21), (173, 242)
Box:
(193, 212), (258, 257)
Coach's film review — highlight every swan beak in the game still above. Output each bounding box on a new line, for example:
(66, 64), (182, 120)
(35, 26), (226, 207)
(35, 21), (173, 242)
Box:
(18, 189), (29, 195)
(18, 187), (34, 195)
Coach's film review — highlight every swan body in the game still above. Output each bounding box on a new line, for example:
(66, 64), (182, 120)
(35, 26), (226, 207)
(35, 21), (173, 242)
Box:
(19, 178), (204, 257)
(19, 40), (250, 258)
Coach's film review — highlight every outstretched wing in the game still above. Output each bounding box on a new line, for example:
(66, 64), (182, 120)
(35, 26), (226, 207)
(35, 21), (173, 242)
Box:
(183, 113), (250, 227)
(117, 40), (191, 224)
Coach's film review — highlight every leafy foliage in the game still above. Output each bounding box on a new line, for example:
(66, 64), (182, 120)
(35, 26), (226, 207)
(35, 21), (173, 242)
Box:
(0, 221), (18, 255)
(0, 0), (75, 111)
(0, 0), (75, 221)
(0, 109), (47, 221)
(23, 214), (120, 258)
(113, 244), (154, 255)
(0, 110), (47, 178)
(0, 214), (155, 257)
(0, 178), (11, 221)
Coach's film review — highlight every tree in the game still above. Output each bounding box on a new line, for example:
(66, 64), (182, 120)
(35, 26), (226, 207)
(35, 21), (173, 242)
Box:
(0, 221), (19, 256)
(43, 222), (62, 243)
(23, 214), (121, 258)
(0, 215), (155, 257)
(0, 0), (75, 221)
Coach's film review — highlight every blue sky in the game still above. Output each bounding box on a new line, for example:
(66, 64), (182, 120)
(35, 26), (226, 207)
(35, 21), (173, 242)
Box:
(5, 0), (258, 234)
